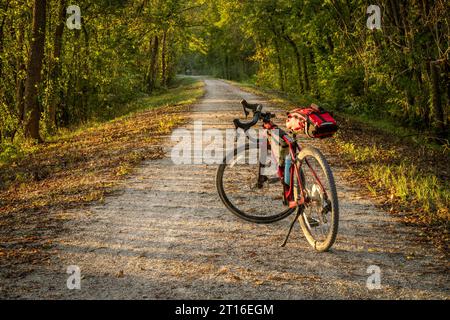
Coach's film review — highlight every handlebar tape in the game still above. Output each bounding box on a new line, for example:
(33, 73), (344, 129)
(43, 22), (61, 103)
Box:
(233, 112), (260, 131)
(241, 99), (260, 111)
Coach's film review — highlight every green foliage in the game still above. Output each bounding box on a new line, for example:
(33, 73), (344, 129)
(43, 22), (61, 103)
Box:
(0, 143), (24, 164)
(0, 0), (448, 150)
(105, 77), (205, 121)
(0, 141), (39, 167)
(181, 0), (449, 138)
(0, 0), (206, 145)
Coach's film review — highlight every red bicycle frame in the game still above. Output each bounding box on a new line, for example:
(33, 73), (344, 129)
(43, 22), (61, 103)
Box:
(263, 119), (327, 209)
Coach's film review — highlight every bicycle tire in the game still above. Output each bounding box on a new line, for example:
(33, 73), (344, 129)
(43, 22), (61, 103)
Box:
(216, 144), (295, 224)
(297, 146), (339, 252)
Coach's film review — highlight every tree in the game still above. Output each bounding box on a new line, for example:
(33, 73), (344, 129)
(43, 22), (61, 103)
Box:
(24, 0), (47, 142)
(47, 0), (67, 130)
(192, 0), (448, 138)
(0, 0), (447, 147)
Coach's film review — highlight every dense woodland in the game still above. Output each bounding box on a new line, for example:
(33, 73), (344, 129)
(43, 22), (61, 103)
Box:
(0, 0), (205, 145)
(0, 0), (448, 148)
(188, 0), (449, 140)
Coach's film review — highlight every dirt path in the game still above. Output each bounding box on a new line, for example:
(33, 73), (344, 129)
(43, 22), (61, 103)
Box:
(3, 79), (448, 299)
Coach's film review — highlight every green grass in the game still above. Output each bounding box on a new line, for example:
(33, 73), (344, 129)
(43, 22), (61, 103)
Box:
(0, 141), (39, 165)
(52, 77), (204, 138)
(338, 141), (398, 162)
(0, 77), (205, 167)
(92, 77), (204, 125)
(368, 162), (449, 220)
(338, 141), (449, 224)
(226, 80), (294, 107)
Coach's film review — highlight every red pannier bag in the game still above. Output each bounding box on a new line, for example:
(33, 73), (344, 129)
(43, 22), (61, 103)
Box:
(286, 104), (338, 139)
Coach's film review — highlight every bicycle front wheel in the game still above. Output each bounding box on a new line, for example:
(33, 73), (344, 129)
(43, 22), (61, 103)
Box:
(216, 144), (295, 224)
(297, 146), (339, 252)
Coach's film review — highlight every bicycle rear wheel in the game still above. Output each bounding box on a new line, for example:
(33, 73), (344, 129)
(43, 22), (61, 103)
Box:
(216, 144), (295, 224)
(297, 146), (339, 252)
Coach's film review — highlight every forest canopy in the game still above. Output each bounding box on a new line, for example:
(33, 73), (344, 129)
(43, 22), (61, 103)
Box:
(0, 0), (448, 146)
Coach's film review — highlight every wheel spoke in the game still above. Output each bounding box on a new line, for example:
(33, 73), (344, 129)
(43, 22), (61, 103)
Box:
(217, 145), (295, 223)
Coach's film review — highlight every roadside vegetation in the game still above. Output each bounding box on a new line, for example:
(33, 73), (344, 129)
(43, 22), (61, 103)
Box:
(0, 78), (205, 273)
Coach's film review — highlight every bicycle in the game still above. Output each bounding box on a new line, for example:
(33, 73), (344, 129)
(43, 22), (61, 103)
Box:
(216, 100), (339, 252)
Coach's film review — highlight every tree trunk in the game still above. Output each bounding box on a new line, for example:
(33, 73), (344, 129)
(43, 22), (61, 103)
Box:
(0, 0), (9, 79)
(24, 0), (47, 142)
(273, 38), (285, 91)
(81, 25), (90, 121)
(161, 29), (168, 87)
(0, 14), (7, 142)
(0, 16), (5, 79)
(16, 28), (26, 123)
(166, 41), (174, 85)
(269, 23), (285, 91)
(147, 35), (159, 92)
(416, 68), (430, 127)
(284, 35), (304, 94)
(48, 0), (67, 130)
(388, 0), (401, 29)
(302, 47), (310, 92)
(445, 63), (450, 106)
(326, 35), (334, 53)
(225, 54), (230, 80)
(430, 62), (445, 138)
(309, 49), (319, 97)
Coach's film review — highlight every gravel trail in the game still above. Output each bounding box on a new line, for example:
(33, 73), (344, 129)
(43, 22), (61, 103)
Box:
(4, 79), (448, 299)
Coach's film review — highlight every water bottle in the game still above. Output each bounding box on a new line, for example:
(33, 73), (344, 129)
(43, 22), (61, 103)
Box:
(284, 156), (291, 186)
